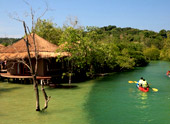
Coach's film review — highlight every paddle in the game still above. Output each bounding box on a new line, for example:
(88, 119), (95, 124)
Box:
(128, 81), (158, 92)
(150, 87), (158, 92)
(128, 81), (137, 83)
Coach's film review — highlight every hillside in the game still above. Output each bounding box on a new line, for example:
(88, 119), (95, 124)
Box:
(0, 38), (21, 46)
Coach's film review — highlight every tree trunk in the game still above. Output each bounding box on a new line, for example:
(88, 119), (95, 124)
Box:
(69, 72), (72, 85)
(33, 75), (40, 111)
(23, 21), (41, 111)
(41, 79), (51, 110)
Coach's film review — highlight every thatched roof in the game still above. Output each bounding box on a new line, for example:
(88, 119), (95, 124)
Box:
(0, 33), (70, 61)
(0, 44), (5, 50)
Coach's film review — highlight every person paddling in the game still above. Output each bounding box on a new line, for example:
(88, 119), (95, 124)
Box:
(166, 71), (170, 77)
(142, 79), (149, 89)
(138, 77), (144, 87)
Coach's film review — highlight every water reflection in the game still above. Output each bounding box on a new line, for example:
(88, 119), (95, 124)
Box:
(137, 92), (148, 109)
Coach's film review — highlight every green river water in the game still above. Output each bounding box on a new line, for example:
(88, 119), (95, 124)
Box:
(0, 61), (170, 124)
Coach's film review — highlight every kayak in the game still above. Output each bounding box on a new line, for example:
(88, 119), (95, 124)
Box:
(138, 86), (149, 92)
(166, 71), (170, 77)
(136, 83), (149, 92)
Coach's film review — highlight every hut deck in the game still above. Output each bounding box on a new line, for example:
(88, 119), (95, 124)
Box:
(0, 73), (33, 78)
(0, 73), (51, 79)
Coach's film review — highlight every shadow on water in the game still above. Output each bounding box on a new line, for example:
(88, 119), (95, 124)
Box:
(48, 84), (78, 89)
(0, 87), (21, 93)
(38, 110), (49, 115)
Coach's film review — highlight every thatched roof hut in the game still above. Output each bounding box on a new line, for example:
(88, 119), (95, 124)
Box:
(0, 34), (69, 61)
(0, 44), (5, 50)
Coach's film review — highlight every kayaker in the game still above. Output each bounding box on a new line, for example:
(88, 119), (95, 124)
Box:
(142, 79), (149, 89)
(166, 71), (170, 76)
(138, 77), (144, 87)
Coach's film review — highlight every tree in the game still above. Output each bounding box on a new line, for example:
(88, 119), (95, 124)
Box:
(58, 26), (84, 83)
(11, 2), (50, 111)
(160, 32), (170, 60)
(159, 29), (167, 38)
(34, 19), (62, 45)
(143, 46), (160, 60)
(116, 48), (135, 70)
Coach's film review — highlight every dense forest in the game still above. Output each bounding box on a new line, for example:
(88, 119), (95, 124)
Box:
(1, 19), (170, 79)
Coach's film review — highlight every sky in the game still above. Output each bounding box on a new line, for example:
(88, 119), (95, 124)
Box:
(1, 0), (170, 38)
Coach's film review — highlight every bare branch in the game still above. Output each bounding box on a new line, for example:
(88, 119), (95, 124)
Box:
(23, 0), (30, 6)
(7, 61), (16, 70)
(23, 21), (34, 74)
(8, 12), (24, 22)
(31, 8), (35, 31)
(41, 80), (51, 111)
(17, 59), (31, 71)
(64, 16), (80, 29)
(37, 1), (49, 21)
(32, 33), (38, 74)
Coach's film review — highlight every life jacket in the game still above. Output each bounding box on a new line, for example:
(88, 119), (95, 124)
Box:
(142, 80), (148, 88)
(138, 79), (143, 86)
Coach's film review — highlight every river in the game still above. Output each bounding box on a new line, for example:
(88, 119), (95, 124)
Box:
(0, 61), (170, 124)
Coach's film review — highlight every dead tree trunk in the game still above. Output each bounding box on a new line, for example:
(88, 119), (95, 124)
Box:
(10, 1), (50, 111)
(40, 79), (51, 110)
(33, 75), (40, 111)
(23, 21), (40, 111)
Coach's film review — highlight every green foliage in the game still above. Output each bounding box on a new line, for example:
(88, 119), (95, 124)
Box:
(34, 19), (62, 45)
(57, 24), (149, 78)
(2, 21), (170, 80)
(7, 19), (168, 79)
(160, 33), (170, 60)
(116, 49), (135, 69)
(0, 38), (20, 46)
(159, 29), (167, 38)
(143, 46), (160, 60)
(160, 49), (170, 61)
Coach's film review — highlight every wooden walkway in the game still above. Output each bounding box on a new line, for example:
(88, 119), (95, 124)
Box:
(0, 73), (52, 84)
(0, 73), (33, 78)
(0, 73), (51, 79)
